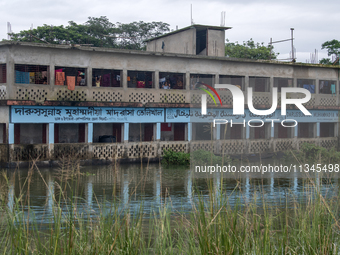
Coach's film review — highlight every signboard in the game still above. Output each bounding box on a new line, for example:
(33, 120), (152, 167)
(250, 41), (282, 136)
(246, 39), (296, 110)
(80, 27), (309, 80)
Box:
(165, 108), (339, 123)
(11, 106), (164, 123)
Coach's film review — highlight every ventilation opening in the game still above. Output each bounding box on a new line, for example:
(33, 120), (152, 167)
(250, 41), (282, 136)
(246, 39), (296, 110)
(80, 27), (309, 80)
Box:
(196, 29), (207, 55)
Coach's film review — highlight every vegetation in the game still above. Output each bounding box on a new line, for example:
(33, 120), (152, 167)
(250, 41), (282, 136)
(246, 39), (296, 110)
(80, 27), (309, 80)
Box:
(284, 143), (340, 164)
(161, 149), (190, 166)
(161, 149), (232, 166)
(0, 161), (340, 254)
(320, 39), (340, 65)
(7, 16), (170, 50)
(225, 39), (278, 60)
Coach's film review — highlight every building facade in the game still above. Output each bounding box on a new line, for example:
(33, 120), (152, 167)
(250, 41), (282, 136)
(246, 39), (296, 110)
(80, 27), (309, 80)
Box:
(0, 26), (339, 164)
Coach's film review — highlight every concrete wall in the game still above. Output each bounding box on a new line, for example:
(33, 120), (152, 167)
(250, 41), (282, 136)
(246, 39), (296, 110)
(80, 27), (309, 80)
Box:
(4, 43), (340, 87)
(146, 28), (196, 55)
(207, 29), (225, 57)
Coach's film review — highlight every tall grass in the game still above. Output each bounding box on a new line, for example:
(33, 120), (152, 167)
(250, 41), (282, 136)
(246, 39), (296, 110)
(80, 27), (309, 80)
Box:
(0, 160), (339, 254)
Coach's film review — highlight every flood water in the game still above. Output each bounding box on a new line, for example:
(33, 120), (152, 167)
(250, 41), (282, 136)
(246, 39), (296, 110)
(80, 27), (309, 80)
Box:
(1, 159), (340, 225)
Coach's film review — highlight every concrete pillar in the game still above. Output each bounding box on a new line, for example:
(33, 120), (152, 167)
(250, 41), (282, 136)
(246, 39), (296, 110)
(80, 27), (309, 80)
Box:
(186, 72), (190, 91)
(154, 70), (159, 90)
(294, 123), (298, 138)
(216, 124), (221, 140)
(124, 123), (129, 142)
(270, 123), (275, 138)
(50, 64), (55, 87)
(8, 123), (14, 144)
(188, 123), (192, 141)
(244, 75), (249, 102)
(156, 123), (161, 141)
(48, 123), (54, 144)
(48, 123), (54, 159)
(316, 122), (320, 138)
(246, 124), (250, 139)
(215, 74), (219, 87)
(88, 123), (93, 143)
(122, 69), (128, 89)
(6, 56), (14, 95)
(87, 67), (92, 88)
(315, 79), (319, 94)
(294, 123), (299, 150)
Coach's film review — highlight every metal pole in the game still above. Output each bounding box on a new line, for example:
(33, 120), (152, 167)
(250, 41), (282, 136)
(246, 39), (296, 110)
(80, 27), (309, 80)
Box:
(269, 38), (272, 60)
(290, 28), (294, 61)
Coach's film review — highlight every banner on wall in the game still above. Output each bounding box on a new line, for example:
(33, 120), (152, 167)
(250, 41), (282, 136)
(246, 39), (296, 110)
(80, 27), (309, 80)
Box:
(165, 108), (339, 123)
(11, 106), (164, 123)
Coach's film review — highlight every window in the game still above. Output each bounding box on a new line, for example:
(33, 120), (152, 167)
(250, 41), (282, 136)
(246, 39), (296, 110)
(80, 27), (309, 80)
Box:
(319, 80), (336, 94)
(159, 72), (185, 90)
(0, 64), (6, 83)
(14, 123), (47, 144)
(54, 124), (85, 143)
(274, 123), (294, 138)
(249, 77), (270, 92)
(129, 123), (154, 142)
(92, 69), (122, 87)
(161, 123), (186, 141)
(320, 123), (335, 137)
(192, 123), (213, 141)
(93, 123), (122, 142)
(297, 79), (315, 94)
(219, 75), (245, 91)
(55, 66), (86, 87)
(190, 74), (215, 90)
(127, 71), (153, 88)
(220, 124), (243, 139)
(274, 78), (293, 92)
(298, 123), (314, 138)
(15, 64), (49, 85)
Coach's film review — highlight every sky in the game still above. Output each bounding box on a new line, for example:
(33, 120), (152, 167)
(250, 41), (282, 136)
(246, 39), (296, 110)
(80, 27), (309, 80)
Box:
(1, 0), (339, 63)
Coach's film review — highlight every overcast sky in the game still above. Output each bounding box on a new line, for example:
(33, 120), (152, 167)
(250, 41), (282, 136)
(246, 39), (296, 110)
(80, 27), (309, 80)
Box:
(1, 0), (339, 63)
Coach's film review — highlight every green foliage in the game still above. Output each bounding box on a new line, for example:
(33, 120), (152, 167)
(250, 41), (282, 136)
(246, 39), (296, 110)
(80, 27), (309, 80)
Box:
(8, 16), (170, 50)
(191, 149), (231, 166)
(284, 142), (340, 163)
(3, 168), (340, 254)
(225, 38), (278, 60)
(161, 149), (190, 166)
(321, 39), (340, 56)
(319, 58), (333, 65)
(161, 149), (232, 166)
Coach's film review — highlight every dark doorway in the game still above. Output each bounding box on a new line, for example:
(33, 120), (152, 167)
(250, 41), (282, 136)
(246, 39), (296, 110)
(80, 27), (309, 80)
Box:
(196, 29), (207, 55)
(144, 123), (154, 141)
(112, 123), (121, 142)
(174, 123), (185, 141)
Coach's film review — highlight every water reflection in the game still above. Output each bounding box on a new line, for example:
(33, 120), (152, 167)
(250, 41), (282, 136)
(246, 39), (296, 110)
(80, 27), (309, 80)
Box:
(1, 161), (339, 225)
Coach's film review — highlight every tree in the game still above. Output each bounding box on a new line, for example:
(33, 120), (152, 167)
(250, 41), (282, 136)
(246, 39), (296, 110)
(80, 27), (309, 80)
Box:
(320, 39), (340, 65)
(116, 21), (170, 50)
(225, 39), (278, 60)
(7, 17), (170, 50)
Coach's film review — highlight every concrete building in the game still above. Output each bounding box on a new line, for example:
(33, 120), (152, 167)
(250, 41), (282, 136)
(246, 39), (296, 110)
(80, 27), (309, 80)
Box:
(0, 25), (339, 165)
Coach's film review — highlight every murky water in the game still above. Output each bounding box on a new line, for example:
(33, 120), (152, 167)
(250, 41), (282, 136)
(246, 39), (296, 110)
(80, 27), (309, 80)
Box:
(1, 159), (339, 224)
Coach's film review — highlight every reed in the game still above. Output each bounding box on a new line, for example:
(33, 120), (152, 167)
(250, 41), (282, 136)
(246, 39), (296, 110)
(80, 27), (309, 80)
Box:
(0, 160), (339, 254)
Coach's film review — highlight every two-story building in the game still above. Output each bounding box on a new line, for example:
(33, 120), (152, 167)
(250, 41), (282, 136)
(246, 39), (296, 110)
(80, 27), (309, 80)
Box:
(0, 24), (339, 165)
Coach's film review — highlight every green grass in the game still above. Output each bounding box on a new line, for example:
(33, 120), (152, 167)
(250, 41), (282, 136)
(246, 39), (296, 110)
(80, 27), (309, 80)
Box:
(0, 161), (340, 254)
